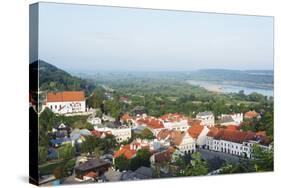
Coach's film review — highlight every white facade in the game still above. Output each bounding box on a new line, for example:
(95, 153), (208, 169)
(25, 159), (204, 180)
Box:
(177, 132), (196, 154)
(206, 136), (270, 158)
(196, 112), (215, 127)
(163, 119), (189, 132)
(196, 126), (210, 147)
(221, 113), (243, 125)
(94, 125), (132, 143)
(88, 116), (102, 125)
(46, 101), (86, 114)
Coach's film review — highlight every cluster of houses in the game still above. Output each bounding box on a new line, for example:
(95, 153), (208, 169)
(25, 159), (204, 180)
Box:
(43, 91), (272, 182)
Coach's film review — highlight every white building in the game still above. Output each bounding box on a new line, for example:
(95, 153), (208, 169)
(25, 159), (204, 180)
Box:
(206, 129), (271, 158)
(160, 113), (190, 131)
(188, 123), (210, 148)
(196, 111), (215, 127)
(94, 124), (131, 143)
(178, 132), (196, 153)
(220, 113), (243, 125)
(46, 91), (86, 114)
(157, 129), (196, 154)
(87, 115), (102, 125)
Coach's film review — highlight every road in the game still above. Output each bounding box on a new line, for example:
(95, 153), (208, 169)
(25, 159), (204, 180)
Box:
(198, 148), (241, 163)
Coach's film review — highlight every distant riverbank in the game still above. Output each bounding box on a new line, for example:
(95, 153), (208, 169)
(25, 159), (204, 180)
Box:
(186, 80), (273, 97)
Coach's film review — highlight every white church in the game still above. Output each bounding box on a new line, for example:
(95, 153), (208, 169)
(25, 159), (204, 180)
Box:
(46, 91), (86, 114)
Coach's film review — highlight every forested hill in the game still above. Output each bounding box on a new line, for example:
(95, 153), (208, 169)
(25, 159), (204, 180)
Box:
(30, 60), (95, 95)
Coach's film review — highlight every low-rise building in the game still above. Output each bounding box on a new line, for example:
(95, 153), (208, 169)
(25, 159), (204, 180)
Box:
(206, 128), (271, 158)
(157, 129), (196, 154)
(46, 91), (86, 114)
(160, 113), (189, 132)
(196, 111), (215, 127)
(94, 124), (131, 143)
(75, 159), (111, 181)
(244, 110), (261, 119)
(188, 121), (209, 148)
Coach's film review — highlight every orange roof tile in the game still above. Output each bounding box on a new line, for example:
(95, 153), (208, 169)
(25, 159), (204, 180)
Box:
(47, 91), (85, 102)
(244, 111), (259, 119)
(85, 172), (97, 178)
(188, 124), (204, 139)
(113, 145), (136, 159)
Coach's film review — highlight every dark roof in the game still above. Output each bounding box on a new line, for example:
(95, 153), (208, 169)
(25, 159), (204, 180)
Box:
(217, 116), (235, 124)
(197, 111), (213, 116)
(121, 167), (153, 180)
(75, 159), (110, 172)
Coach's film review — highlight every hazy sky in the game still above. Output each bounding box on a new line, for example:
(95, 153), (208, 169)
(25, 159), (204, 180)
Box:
(37, 2), (274, 72)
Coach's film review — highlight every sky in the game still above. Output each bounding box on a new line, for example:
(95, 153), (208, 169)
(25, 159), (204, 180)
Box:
(35, 2), (274, 72)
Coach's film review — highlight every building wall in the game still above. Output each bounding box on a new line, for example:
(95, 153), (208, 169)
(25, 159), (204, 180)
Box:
(196, 115), (215, 127)
(46, 100), (86, 114)
(196, 126), (209, 147)
(163, 120), (189, 131)
(178, 134), (196, 153)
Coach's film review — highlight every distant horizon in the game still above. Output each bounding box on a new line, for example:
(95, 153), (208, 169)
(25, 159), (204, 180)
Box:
(33, 2), (274, 72)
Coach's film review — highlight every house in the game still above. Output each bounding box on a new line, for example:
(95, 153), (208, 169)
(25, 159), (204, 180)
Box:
(51, 123), (71, 138)
(150, 146), (175, 167)
(94, 123), (131, 143)
(196, 111), (215, 127)
(226, 113), (243, 124)
(160, 113), (189, 132)
(157, 129), (196, 154)
(206, 128), (271, 158)
(135, 116), (165, 136)
(50, 137), (72, 147)
(75, 159), (111, 181)
(219, 113), (243, 126)
(46, 91), (86, 114)
(217, 115), (236, 126)
(188, 121), (209, 148)
(87, 115), (102, 125)
(121, 166), (153, 180)
(113, 138), (165, 164)
(244, 110), (261, 119)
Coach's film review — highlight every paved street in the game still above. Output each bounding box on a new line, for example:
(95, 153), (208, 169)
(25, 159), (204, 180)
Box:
(198, 148), (241, 164)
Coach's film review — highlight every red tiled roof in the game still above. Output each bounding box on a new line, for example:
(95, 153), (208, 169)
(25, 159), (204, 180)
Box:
(91, 130), (102, 137)
(188, 123), (204, 139)
(121, 113), (132, 121)
(225, 125), (238, 131)
(207, 127), (220, 137)
(256, 131), (266, 137)
(156, 129), (184, 146)
(154, 147), (175, 163)
(113, 145), (136, 159)
(84, 172), (97, 178)
(244, 111), (259, 119)
(47, 91), (85, 102)
(159, 113), (185, 122)
(137, 117), (164, 129)
(213, 129), (256, 144)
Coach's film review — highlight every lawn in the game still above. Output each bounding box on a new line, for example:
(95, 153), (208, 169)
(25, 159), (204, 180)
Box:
(39, 158), (76, 176)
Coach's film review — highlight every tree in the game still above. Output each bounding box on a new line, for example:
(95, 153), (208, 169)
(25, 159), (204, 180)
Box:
(53, 166), (67, 180)
(100, 134), (117, 153)
(138, 128), (155, 140)
(114, 155), (130, 171)
(251, 144), (274, 172)
(184, 152), (209, 176)
(130, 149), (151, 170)
(57, 143), (75, 160)
(39, 146), (48, 164)
(80, 135), (100, 155)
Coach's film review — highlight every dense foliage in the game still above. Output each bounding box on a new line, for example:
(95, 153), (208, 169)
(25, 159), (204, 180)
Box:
(32, 60), (96, 95)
